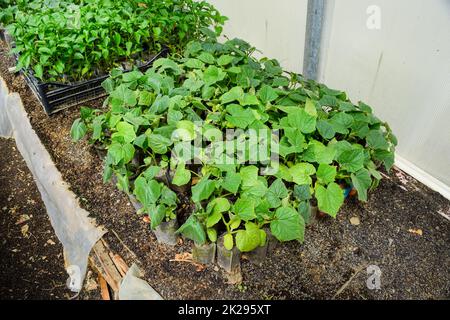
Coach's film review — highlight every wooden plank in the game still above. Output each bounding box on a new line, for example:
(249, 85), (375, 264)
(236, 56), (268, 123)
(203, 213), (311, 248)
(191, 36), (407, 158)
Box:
(110, 253), (129, 277)
(90, 240), (122, 293)
(98, 274), (110, 300)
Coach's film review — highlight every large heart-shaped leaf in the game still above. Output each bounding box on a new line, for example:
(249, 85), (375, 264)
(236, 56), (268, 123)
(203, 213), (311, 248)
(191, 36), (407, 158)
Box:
(270, 207), (305, 242)
(315, 182), (344, 217)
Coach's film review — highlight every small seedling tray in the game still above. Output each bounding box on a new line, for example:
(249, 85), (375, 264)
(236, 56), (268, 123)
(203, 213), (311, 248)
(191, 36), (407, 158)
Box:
(1, 28), (169, 115)
(19, 47), (169, 115)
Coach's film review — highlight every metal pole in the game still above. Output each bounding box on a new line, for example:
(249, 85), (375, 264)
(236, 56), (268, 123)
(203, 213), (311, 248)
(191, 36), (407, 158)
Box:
(303, 0), (326, 81)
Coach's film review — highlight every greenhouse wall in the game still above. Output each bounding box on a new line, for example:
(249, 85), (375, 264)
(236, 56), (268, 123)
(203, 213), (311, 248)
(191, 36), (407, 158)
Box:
(318, 0), (450, 194)
(208, 0), (308, 73)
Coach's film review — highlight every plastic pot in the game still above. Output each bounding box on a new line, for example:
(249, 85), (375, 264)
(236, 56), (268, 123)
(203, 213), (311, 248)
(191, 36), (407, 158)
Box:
(216, 234), (241, 273)
(265, 228), (278, 254)
(153, 219), (179, 246)
(192, 242), (216, 265)
(167, 169), (190, 194)
(93, 144), (107, 159)
(128, 193), (143, 212)
(154, 168), (170, 185)
(245, 243), (268, 266)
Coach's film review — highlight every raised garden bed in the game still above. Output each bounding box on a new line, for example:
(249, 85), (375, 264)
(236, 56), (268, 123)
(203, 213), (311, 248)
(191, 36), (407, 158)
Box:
(2, 39), (449, 300)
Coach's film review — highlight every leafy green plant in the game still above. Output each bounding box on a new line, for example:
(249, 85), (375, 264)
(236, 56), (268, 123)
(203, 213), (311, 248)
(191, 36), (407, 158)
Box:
(7, 0), (226, 82)
(72, 36), (396, 254)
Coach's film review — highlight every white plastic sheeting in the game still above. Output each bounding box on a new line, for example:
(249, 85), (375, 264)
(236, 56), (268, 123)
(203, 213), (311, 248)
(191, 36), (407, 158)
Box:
(119, 264), (163, 300)
(317, 0), (450, 191)
(0, 76), (106, 292)
(207, 0), (308, 73)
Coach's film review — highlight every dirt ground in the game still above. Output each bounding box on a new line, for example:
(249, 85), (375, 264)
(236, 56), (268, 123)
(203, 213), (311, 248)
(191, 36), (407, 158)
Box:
(0, 138), (100, 300)
(1, 41), (449, 300)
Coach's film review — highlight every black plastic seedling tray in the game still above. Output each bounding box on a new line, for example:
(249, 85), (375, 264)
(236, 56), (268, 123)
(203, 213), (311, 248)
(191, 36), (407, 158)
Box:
(20, 47), (169, 115)
(1, 29), (168, 114)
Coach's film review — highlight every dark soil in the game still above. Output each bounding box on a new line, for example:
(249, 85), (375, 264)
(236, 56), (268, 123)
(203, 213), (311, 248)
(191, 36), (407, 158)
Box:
(0, 138), (100, 300)
(1, 40), (449, 300)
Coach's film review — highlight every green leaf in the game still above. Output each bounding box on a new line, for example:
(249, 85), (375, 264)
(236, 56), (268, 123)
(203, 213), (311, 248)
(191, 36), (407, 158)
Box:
(148, 134), (172, 154)
(70, 119), (87, 141)
(203, 65), (226, 86)
(207, 228), (217, 242)
(138, 91), (153, 106)
(108, 142), (135, 165)
(351, 121), (370, 138)
(149, 205), (166, 230)
(197, 52), (215, 64)
(172, 163), (191, 186)
(206, 198), (230, 228)
(330, 112), (353, 134)
(222, 171), (241, 194)
(225, 104), (255, 129)
(366, 130), (390, 150)
(211, 197), (231, 214)
(315, 182), (344, 217)
(235, 222), (262, 252)
(54, 60), (64, 74)
(112, 121), (136, 143)
(110, 84), (138, 108)
(176, 215), (206, 245)
(240, 165), (259, 188)
(153, 58), (182, 74)
(358, 101), (373, 113)
(316, 164), (337, 185)
(289, 163), (316, 185)
(373, 149), (395, 171)
(338, 101), (357, 112)
(304, 98), (318, 117)
(258, 85), (278, 104)
(223, 233), (234, 250)
(150, 95), (170, 114)
(284, 128), (306, 152)
(174, 120), (196, 141)
(206, 211), (222, 228)
(298, 201), (312, 225)
(217, 54), (234, 66)
(220, 86), (244, 104)
(183, 78), (204, 92)
(351, 168), (372, 201)
(317, 120), (336, 140)
(288, 108), (316, 134)
(33, 64), (43, 79)
(233, 197), (256, 221)
(267, 179), (289, 208)
(133, 177), (161, 207)
(241, 179), (268, 198)
(185, 58), (205, 69)
(337, 148), (365, 173)
(294, 185), (311, 201)
(160, 186), (177, 207)
(191, 177), (216, 203)
(240, 94), (260, 106)
(270, 207), (305, 242)
(116, 173), (129, 194)
(143, 166), (161, 180)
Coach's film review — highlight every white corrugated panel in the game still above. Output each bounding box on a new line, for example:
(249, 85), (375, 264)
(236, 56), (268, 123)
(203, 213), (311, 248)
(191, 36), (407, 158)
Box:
(319, 0), (450, 188)
(207, 0), (308, 73)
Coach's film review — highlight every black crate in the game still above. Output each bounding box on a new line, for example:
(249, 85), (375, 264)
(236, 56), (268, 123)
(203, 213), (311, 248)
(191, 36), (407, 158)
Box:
(18, 47), (169, 115)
